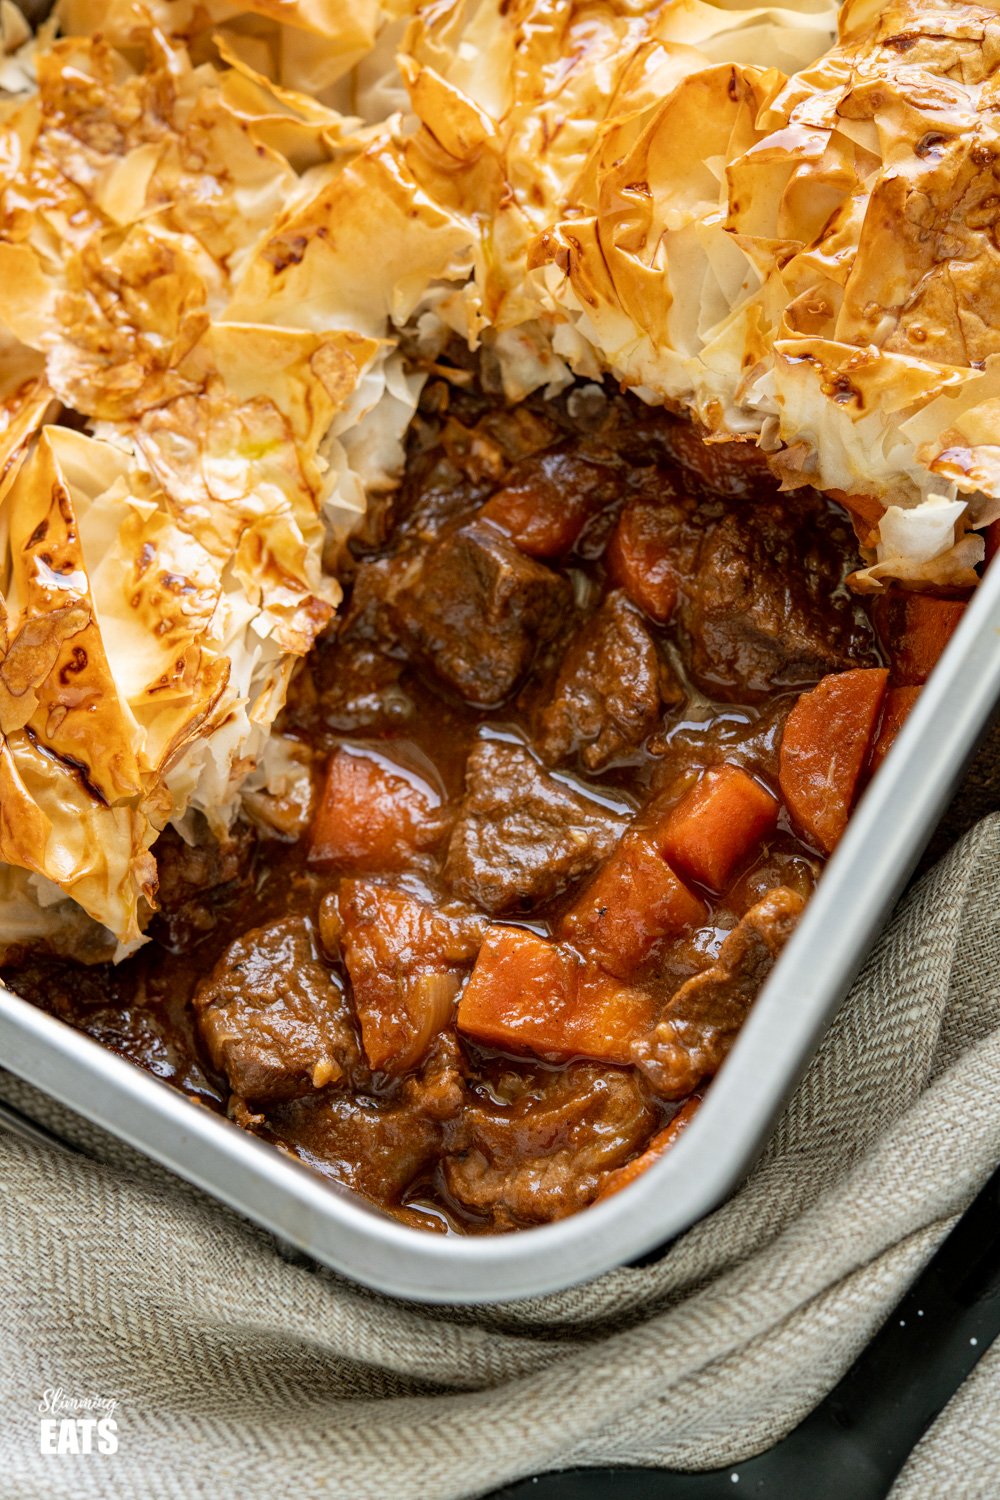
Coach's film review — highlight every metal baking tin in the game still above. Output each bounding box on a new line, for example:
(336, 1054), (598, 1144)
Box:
(2, 560), (1000, 1304)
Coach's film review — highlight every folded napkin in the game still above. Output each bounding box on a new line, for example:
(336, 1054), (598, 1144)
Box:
(2, 732), (999, 1500)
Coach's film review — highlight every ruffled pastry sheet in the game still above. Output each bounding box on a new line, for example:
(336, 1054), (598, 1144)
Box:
(0, 0), (994, 951)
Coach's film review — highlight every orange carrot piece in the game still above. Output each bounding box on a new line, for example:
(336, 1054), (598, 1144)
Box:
(779, 668), (888, 854)
(308, 747), (440, 870)
(606, 500), (682, 622)
(570, 965), (660, 1066)
(873, 594), (967, 686)
(479, 450), (612, 557)
(480, 486), (591, 558)
(456, 926), (655, 1065)
(559, 833), (708, 979)
(596, 1093), (704, 1201)
(869, 685), (921, 775)
(458, 927), (576, 1054)
(656, 765), (779, 891)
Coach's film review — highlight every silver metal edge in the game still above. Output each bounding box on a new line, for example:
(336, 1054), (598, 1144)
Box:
(2, 558), (999, 1304)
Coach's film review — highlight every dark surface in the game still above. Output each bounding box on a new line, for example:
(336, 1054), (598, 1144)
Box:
(487, 1154), (1000, 1498)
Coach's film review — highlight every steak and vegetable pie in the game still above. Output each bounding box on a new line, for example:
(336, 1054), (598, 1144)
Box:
(0, 0), (991, 1231)
(3, 373), (971, 1230)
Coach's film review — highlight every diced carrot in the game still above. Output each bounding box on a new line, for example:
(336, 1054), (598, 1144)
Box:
(655, 765), (779, 891)
(559, 833), (708, 979)
(869, 685), (921, 775)
(339, 881), (486, 1074)
(480, 486), (591, 558)
(872, 594), (967, 686)
(572, 965), (660, 1066)
(308, 747), (441, 870)
(479, 449), (612, 557)
(606, 499), (682, 622)
(596, 1093), (703, 1201)
(458, 927), (575, 1053)
(456, 926), (655, 1065)
(779, 668), (888, 854)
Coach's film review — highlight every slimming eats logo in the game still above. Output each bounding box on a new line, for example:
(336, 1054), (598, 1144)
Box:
(38, 1388), (119, 1455)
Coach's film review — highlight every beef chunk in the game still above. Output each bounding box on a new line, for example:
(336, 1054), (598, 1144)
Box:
(3, 956), (219, 1105)
(337, 556), (409, 647)
(393, 449), (489, 542)
(388, 405), (551, 545)
(309, 639), (411, 733)
(479, 443), (620, 557)
(443, 1063), (657, 1228)
(266, 1091), (442, 1205)
(681, 496), (874, 699)
(392, 522), (572, 706)
(633, 886), (804, 1097)
(536, 591), (680, 770)
(400, 1029), (467, 1124)
(662, 425), (773, 498)
(151, 817), (256, 951)
(284, 559), (416, 736)
(154, 818), (253, 910)
(193, 916), (360, 1103)
(444, 740), (628, 913)
(1, 956), (126, 1018)
(264, 1033), (464, 1204)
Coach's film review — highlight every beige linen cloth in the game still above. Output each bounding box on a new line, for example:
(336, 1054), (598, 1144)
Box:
(2, 731), (1000, 1500)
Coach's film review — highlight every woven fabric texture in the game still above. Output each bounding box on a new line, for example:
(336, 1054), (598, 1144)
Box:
(1, 728), (999, 1499)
